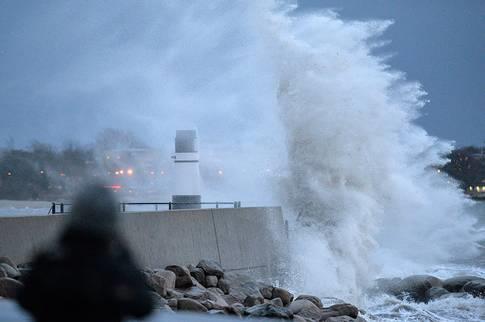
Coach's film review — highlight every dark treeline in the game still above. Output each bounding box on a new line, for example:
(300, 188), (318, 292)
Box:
(0, 129), (147, 200)
(441, 146), (485, 192)
(0, 142), (96, 200)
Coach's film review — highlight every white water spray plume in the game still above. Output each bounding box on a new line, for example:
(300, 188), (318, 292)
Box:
(24, 0), (483, 302)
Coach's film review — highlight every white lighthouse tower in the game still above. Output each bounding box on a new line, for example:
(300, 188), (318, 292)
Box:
(172, 130), (201, 209)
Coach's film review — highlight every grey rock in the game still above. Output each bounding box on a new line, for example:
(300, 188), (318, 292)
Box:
(272, 287), (294, 306)
(425, 287), (450, 301)
(443, 276), (485, 292)
(167, 298), (178, 309)
(206, 275), (218, 288)
(208, 287), (224, 296)
(325, 316), (366, 322)
(177, 298), (208, 312)
(289, 299), (322, 320)
(271, 297), (284, 307)
(319, 310), (341, 321)
(244, 303), (293, 319)
(0, 263), (21, 279)
(0, 266), (6, 278)
(325, 303), (359, 319)
(223, 294), (245, 306)
(149, 291), (168, 309)
(165, 265), (193, 289)
(396, 275), (442, 302)
(244, 294), (265, 307)
(0, 277), (23, 299)
(189, 267), (206, 286)
(296, 294), (323, 309)
(463, 280), (485, 298)
(260, 286), (274, 299)
(293, 315), (308, 322)
(217, 278), (230, 294)
(197, 259), (224, 278)
(290, 298), (320, 312)
(166, 289), (184, 299)
(208, 309), (226, 315)
(183, 286), (217, 302)
(190, 276), (206, 289)
(146, 269), (176, 297)
(201, 299), (226, 310)
(224, 303), (245, 317)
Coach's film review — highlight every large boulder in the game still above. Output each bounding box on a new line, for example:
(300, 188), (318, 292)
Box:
(217, 278), (230, 294)
(182, 286), (228, 307)
(324, 303), (359, 319)
(295, 294), (323, 309)
(224, 303), (245, 317)
(196, 260), (224, 278)
(395, 275), (442, 302)
(443, 276), (485, 292)
(244, 303), (293, 319)
(271, 297), (284, 307)
(288, 299), (322, 320)
(325, 316), (366, 322)
(166, 289), (184, 299)
(0, 266), (7, 278)
(145, 269), (176, 297)
(462, 280), (485, 298)
(188, 266), (206, 286)
(149, 291), (168, 309)
(293, 315), (307, 322)
(223, 294), (245, 306)
(425, 287), (450, 301)
(200, 299), (226, 311)
(191, 276), (206, 289)
(0, 263), (21, 279)
(272, 287), (294, 306)
(167, 298), (178, 310)
(183, 286), (216, 302)
(225, 273), (268, 303)
(206, 275), (218, 288)
(259, 286), (274, 299)
(0, 277), (23, 299)
(208, 287), (224, 296)
(177, 298), (208, 312)
(243, 294), (265, 307)
(165, 265), (193, 289)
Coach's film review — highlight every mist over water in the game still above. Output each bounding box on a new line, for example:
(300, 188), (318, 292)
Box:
(5, 0), (483, 309)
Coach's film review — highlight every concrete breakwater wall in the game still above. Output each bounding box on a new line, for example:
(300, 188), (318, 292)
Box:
(0, 207), (286, 273)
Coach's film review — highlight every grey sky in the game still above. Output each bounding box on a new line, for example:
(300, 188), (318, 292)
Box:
(0, 0), (483, 147)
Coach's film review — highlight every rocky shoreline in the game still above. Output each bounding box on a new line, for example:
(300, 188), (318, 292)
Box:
(372, 274), (485, 303)
(142, 259), (365, 321)
(2, 256), (484, 321)
(1, 256), (365, 321)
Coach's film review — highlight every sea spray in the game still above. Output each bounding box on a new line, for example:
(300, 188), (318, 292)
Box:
(271, 6), (482, 300)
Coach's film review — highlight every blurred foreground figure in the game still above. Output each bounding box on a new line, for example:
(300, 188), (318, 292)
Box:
(17, 184), (153, 322)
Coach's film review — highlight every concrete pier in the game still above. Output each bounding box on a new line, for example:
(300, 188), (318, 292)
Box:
(0, 207), (286, 274)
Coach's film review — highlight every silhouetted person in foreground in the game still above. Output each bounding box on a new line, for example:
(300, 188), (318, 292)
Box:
(17, 184), (153, 322)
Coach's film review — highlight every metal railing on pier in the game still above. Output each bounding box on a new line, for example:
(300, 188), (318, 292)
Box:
(49, 201), (242, 214)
